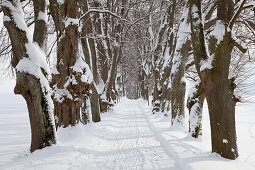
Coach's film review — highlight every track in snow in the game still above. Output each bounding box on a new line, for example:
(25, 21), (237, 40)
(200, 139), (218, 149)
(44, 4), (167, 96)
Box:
(1, 98), (179, 170)
(96, 99), (178, 170)
(1, 97), (254, 170)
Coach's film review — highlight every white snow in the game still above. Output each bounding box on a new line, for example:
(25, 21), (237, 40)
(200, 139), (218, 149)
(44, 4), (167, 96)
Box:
(72, 57), (93, 84)
(57, 0), (65, 5)
(65, 18), (79, 28)
(2, 0), (32, 41)
(210, 20), (225, 45)
(3, 16), (11, 22)
(0, 89), (255, 169)
(189, 102), (200, 132)
(2, 1), (26, 31)
(24, 42), (50, 74)
(200, 55), (214, 71)
(37, 11), (47, 21)
(52, 67), (60, 75)
(223, 139), (229, 144)
(52, 86), (73, 103)
(96, 80), (105, 94)
(171, 2), (190, 75)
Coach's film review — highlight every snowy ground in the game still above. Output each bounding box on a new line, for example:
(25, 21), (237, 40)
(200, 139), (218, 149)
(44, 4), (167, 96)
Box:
(0, 89), (255, 170)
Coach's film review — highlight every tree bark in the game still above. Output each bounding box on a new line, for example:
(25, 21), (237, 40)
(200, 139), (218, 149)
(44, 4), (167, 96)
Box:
(159, 1), (176, 114)
(171, 40), (191, 124)
(189, 0), (238, 159)
(151, 5), (170, 113)
(90, 84), (101, 122)
(50, 0), (91, 128)
(33, 0), (47, 49)
(80, 0), (101, 122)
(2, 0), (56, 152)
(15, 73), (56, 152)
(105, 0), (126, 103)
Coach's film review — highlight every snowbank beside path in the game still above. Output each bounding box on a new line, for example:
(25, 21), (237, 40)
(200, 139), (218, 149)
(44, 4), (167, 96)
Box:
(138, 98), (255, 170)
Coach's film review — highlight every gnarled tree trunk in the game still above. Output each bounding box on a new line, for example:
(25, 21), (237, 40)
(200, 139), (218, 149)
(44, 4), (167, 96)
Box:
(50, 0), (91, 128)
(2, 0), (56, 152)
(189, 0), (238, 159)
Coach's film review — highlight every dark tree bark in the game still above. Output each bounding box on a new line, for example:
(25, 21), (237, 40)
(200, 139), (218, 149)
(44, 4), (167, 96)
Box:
(171, 40), (191, 124)
(80, 0), (101, 122)
(151, 4), (172, 114)
(92, 1), (109, 84)
(50, 0), (91, 128)
(151, 24), (167, 113)
(33, 0), (47, 49)
(90, 84), (101, 122)
(189, 0), (239, 159)
(105, 0), (126, 103)
(139, 67), (149, 101)
(2, 0), (56, 152)
(159, 1), (176, 114)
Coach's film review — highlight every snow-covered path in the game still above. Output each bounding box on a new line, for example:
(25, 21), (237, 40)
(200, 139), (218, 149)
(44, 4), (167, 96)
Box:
(0, 97), (254, 170)
(94, 99), (179, 170)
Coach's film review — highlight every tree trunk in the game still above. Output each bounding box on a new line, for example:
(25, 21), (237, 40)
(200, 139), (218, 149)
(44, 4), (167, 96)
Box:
(170, 70), (186, 124)
(159, 1), (176, 114)
(105, 0), (126, 103)
(106, 50), (118, 101)
(171, 37), (191, 124)
(205, 65), (237, 159)
(90, 84), (101, 122)
(92, 3), (109, 84)
(187, 80), (205, 138)
(50, 0), (91, 128)
(80, 0), (101, 122)
(33, 0), (47, 49)
(2, 0), (56, 152)
(189, 0), (238, 159)
(15, 73), (56, 152)
(151, 8), (169, 113)
(205, 33), (237, 159)
(152, 74), (160, 113)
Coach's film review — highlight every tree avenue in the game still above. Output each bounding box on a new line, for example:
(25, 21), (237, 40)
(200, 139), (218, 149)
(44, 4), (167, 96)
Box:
(0, 0), (254, 160)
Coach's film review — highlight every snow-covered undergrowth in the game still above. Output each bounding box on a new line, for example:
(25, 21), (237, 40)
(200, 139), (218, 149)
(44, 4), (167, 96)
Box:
(0, 91), (255, 169)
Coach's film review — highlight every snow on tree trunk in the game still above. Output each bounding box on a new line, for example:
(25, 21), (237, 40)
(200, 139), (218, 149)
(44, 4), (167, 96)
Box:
(151, 15), (168, 114)
(2, 0), (56, 152)
(80, 0), (101, 123)
(189, 0), (238, 159)
(170, 2), (191, 125)
(187, 80), (205, 138)
(159, 1), (176, 115)
(50, 0), (92, 128)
